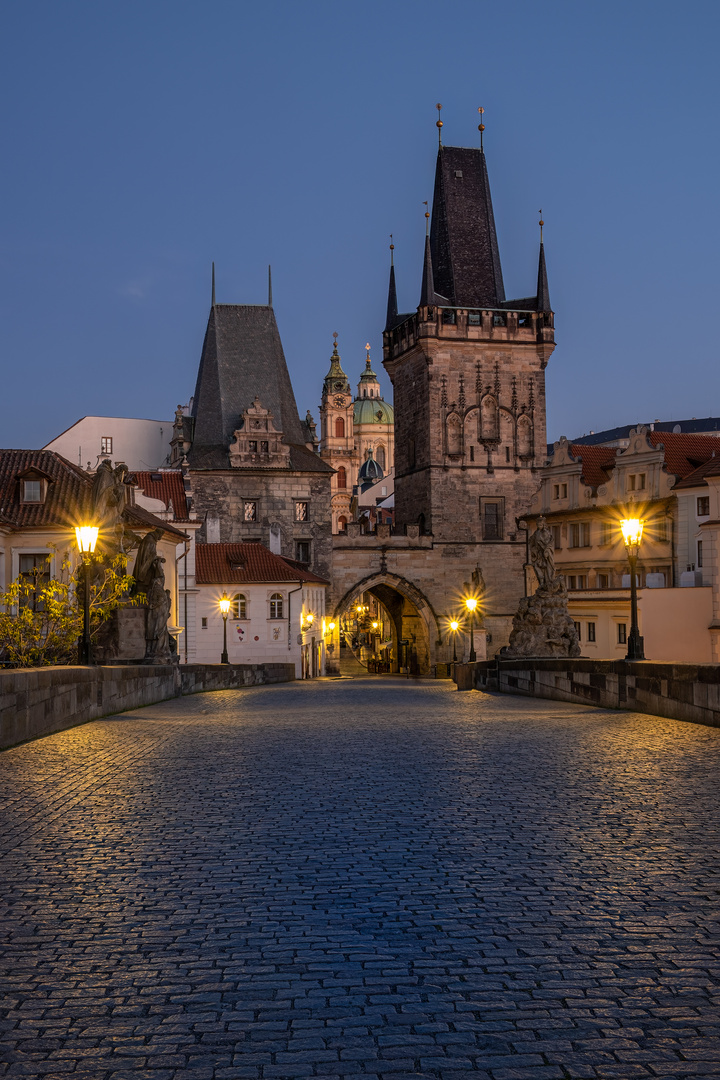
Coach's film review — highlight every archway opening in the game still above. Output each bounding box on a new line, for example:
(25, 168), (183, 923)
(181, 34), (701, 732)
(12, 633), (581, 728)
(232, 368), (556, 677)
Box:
(336, 582), (431, 675)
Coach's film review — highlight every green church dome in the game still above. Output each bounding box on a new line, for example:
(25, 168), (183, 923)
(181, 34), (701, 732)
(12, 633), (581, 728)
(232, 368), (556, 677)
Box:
(353, 398), (394, 426)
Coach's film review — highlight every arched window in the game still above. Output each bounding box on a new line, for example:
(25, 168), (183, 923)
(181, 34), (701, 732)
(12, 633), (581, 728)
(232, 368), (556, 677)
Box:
(517, 415), (533, 458)
(335, 416), (345, 438)
(270, 593), (284, 619)
(481, 395), (499, 441)
(338, 516), (347, 532)
(336, 466), (347, 488)
(376, 445), (386, 469)
(369, 388), (373, 397)
(232, 593), (246, 619)
(446, 413), (462, 456)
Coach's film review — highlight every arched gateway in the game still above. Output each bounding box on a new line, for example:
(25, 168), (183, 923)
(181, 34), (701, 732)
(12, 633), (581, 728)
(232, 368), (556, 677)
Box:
(330, 572), (441, 676)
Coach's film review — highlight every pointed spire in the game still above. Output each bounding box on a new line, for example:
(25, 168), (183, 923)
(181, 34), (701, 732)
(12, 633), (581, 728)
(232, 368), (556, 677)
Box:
(420, 232), (436, 307)
(384, 236), (398, 331)
(536, 215), (551, 312)
(211, 262), (216, 307)
(268, 264), (273, 307)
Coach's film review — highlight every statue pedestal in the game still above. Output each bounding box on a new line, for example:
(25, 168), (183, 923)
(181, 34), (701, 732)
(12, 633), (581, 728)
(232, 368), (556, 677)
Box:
(94, 607), (147, 663)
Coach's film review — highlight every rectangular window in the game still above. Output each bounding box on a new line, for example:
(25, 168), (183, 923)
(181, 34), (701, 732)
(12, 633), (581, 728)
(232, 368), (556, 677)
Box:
(617, 623), (627, 645)
(22, 480), (43, 503)
(442, 309), (456, 325)
(295, 501), (308, 522)
(638, 473), (646, 490)
(480, 497), (504, 540)
(201, 617), (208, 629)
(492, 312), (507, 327)
(468, 312), (481, 325)
(698, 540), (703, 568)
(570, 522), (590, 548)
(574, 621), (581, 640)
(269, 593), (284, 619)
(597, 573), (609, 589)
(552, 483), (568, 500)
(656, 518), (668, 542)
(18, 553), (50, 611)
(551, 525), (561, 550)
(599, 522), (612, 545)
(469, 445), (475, 462)
(505, 446), (510, 463)
(587, 621), (596, 642)
(567, 575), (586, 591)
(244, 501), (257, 522)
(248, 440), (258, 453)
(101, 436), (113, 455)
(296, 541), (310, 564)
(628, 474), (636, 491)
(698, 496), (710, 517)
(261, 441), (269, 453)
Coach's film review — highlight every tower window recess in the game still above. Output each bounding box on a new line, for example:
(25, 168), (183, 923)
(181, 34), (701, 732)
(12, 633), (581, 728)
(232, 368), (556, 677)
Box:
(335, 417), (345, 438)
(442, 310), (456, 325)
(480, 497), (504, 540)
(492, 313), (507, 327)
(468, 312), (481, 325)
(336, 466), (347, 489)
(454, 170), (463, 178)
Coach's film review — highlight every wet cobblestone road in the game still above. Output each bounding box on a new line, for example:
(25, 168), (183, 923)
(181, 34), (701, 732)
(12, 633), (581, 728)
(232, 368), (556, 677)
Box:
(1, 678), (720, 1080)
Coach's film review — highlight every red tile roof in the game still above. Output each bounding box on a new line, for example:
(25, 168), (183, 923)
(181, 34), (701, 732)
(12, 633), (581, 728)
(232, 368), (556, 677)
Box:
(195, 543), (329, 585)
(132, 470), (189, 520)
(0, 449), (185, 540)
(673, 457), (720, 490)
(648, 431), (720, 478)
(569, 444), (617, 487)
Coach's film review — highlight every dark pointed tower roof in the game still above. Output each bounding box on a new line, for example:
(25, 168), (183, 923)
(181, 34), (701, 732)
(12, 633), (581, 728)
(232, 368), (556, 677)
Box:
(536, 241), (551, 313)
(385, 243), (399, 331)
(429, 145), (505, 308)
(420, 233), (442, 306)
(189, 303), (328, 472)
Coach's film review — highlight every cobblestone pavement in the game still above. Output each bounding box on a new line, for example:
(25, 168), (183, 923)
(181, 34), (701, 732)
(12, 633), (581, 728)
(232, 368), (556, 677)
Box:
(1, 679), (720, 1080)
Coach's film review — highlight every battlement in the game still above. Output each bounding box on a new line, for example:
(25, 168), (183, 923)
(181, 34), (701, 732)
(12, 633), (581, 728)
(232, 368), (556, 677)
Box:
(383, 306), (554, 363)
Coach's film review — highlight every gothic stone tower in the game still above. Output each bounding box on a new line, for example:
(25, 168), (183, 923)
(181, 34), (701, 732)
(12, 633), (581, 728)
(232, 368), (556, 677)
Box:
(383, 143), (554, 544)
(328, 135), (554, 670)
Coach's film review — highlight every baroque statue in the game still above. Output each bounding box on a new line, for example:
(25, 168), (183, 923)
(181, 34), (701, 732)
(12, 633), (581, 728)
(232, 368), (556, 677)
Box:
(501, 517), (580, 658)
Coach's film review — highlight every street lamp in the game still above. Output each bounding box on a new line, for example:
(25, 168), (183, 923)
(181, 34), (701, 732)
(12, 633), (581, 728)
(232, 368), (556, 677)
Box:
(465, 596), (478, 662)
(219, 592), (231, 664)
(620, 517), (645, 661)
(449, 619), (459, 663)
(75, 525), (99, 665)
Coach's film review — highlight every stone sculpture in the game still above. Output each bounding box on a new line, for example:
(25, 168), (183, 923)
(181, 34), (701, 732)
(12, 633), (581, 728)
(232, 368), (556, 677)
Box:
(144, 556), (172, 662)
(501, 517), (580, 658)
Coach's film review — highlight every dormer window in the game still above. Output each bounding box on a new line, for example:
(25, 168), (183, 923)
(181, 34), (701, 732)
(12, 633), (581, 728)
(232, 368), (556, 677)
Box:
(22, 480), (44, 503)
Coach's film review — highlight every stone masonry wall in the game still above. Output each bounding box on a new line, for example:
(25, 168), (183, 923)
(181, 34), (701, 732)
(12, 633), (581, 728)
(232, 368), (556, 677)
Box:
(456, 657), (720, 729)
(190, 469), (332, 582)
(0, 663), (295, 750)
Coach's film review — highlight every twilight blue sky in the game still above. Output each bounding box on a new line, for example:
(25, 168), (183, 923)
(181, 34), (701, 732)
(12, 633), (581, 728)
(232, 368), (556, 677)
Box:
(1, 0), (718, 451)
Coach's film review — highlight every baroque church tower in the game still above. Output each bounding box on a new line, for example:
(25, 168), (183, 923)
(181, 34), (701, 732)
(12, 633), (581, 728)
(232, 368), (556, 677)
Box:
(319, 335), (355, 532)
(383, 138), (554, 545)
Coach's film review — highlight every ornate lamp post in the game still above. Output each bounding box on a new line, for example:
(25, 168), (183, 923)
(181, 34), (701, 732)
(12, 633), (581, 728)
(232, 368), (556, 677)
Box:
(449, 619), (459, 663)
(465, 596), (478, 662)
(620, 517), (645, 661)
(219, 592), (231, 664)
(75, 525), (99, 665)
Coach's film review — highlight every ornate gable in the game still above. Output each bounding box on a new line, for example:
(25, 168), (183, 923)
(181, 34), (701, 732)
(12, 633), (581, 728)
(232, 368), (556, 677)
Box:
(229, 397), (291, 469)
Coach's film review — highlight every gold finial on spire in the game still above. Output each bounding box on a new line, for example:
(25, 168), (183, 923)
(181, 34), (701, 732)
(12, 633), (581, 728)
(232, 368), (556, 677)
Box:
(332, 330), (339, 356)
(423, 200), (430, 236)
(365, 342), (371, 365)
(436, 103), (443, 147)
(477, 106), (485, 152)
(389, 233), (394, 265)
(538, 209), (544, 243)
